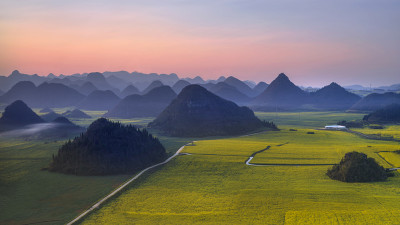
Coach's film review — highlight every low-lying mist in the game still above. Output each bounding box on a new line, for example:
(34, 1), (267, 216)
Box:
(0, 123), (82, 139)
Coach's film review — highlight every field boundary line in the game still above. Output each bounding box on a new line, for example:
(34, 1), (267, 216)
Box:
(245, 143), (335, 167)
(67, 130), (271, 224)
(67, 144), (188, 225)
(375, 151), (400, 171)
(345, 129), (400, 143)
(375, 151), (396, 168)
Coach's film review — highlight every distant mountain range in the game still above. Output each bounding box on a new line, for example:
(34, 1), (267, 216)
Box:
(1, 70), (399, 114)
(0, 81), (85, 108)
(77, 90), (120, 110)
(250, 73), (366, 111)
(105, 86), (177, 118)
(0, 70), (48, 92)
(0, 100), (81, 137)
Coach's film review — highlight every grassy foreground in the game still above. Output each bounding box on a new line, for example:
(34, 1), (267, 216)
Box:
(82, 127), (400, 224)
(0, 117), (189, 225)
(0, 138), (130, 225)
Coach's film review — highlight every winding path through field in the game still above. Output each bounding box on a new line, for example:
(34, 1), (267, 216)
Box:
(67, 144), (189, 225)
(67, 129), (399, 224)
(245, 143), (336, 167)
(66, 130), (268, 224)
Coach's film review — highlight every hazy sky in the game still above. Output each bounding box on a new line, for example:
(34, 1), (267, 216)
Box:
(1, 0), (399, 86)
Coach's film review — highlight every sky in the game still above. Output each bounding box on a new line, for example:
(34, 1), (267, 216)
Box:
(1, 0), (399, 87)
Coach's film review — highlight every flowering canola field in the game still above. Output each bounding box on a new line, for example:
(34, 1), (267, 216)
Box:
(83, 127), (400, 224)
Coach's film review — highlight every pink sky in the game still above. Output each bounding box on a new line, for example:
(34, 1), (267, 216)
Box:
(1, 1), (399, 86)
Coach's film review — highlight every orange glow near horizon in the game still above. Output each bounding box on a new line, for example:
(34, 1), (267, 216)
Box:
(1, 21), (362, 83)
(1, 1), (399, 86)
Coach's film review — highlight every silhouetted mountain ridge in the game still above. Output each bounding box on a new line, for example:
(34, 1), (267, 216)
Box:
(42, 111), (63, 122)
(141, 80), (164, 94)
(62, 109), (91, 118)
(350, 92), (400, 112)
(120, 84), (140, 98)
(0, 100), (44, 131)
(311, 82), (361, 110)
(149, 85), (264, 137)
(363, 104), (400, 123)
(224, 76), (256, 97)
(105, 86), (177, 118)
(208, 82), (250, 104)
(0, 81), (85, 108)
(172, 80), (191, 94)
(77, 90), (120, 110)
(253, 82), (269, 95)
(251, 73), (308, 110)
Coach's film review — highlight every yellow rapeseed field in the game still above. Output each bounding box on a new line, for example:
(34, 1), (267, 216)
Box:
(353, 125), (400, 140)
(82, 127), (400, 224)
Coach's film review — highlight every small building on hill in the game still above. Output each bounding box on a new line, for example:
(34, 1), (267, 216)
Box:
(325, 125), (347, 130)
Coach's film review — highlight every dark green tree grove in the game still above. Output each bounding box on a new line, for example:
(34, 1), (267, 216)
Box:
(49, 118), (166, 175)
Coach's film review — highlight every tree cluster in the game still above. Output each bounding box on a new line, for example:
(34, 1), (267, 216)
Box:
(337, 120), (367, 128)
(327, 151), (387, 182)
(261, 120), (279, 130)
(49, 118), (166, 175)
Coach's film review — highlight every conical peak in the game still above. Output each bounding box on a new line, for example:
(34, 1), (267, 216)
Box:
(179, 84), (208, 96)
(10, 70), (21, 77)
(0, 100), (44, 126)
(13, 81), (36, 89)
(226, 76), (238, 81)
(53, 116), (74, 125)
(323, 82), (344, 91)
(276, 73), (289, 80)
(7, 100), (28, 109)
(329, 82), (340, 87)
(269, 73), (294, 87)
(149, 80), (163, 86)
(87, 72), (105, 80)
